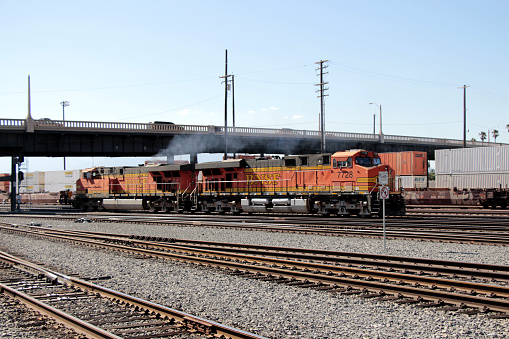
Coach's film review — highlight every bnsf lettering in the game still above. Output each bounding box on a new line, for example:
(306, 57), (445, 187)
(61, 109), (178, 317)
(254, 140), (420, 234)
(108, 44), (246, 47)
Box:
(246, 173), (281, 186)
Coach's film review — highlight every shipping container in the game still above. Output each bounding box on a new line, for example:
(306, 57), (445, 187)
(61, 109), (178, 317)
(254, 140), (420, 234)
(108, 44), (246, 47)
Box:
(20, 172), (45, 193)
(44, 169), (81, 193)
(395, 175), (428, 190)
(436, 173), (509, 190)
(379, 151), (427, 176)
(19, 169), (81, 193)
(435, 145), (509, 175)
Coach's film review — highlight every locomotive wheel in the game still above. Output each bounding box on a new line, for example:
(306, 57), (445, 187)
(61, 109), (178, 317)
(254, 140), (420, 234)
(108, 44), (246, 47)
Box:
(160, 202), (169, 213)
(149, 203), (159, 213)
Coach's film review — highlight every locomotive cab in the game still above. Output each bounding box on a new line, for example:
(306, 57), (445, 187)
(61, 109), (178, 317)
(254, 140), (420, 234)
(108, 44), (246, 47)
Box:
(331, 150), (380, 193)
(327, 150), (404, 216)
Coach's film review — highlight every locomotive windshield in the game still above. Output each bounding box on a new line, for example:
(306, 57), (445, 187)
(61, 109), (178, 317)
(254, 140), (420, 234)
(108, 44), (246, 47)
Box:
(355, 157), (373, 166)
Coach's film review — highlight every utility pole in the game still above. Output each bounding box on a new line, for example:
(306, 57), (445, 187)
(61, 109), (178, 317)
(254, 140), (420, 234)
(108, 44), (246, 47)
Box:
(232, 74), (236, 158)
(60, 101), (69, 170)
(459, 85), (469, 148)
(219, 50), (232, 159)
(315, 60), (329, 154)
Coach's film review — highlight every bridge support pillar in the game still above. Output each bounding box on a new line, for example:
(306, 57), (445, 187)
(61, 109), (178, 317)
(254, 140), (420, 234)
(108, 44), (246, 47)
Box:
(10, 157), (16, 212)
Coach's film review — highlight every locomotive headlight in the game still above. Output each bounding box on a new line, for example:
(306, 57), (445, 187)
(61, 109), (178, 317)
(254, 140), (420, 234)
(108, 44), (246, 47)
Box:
(363, 201), (368, 206)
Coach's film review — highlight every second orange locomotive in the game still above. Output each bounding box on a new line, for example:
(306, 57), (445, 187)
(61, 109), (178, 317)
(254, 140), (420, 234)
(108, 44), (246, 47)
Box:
(75, 149), (405, 216)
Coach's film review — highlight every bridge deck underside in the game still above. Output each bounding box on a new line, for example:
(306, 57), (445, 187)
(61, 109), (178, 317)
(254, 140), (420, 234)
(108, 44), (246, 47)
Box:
(0, 130), (451, 160)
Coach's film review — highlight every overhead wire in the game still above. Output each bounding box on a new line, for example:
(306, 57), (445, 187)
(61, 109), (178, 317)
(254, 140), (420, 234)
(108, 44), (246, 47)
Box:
(116, 94), (223, 121)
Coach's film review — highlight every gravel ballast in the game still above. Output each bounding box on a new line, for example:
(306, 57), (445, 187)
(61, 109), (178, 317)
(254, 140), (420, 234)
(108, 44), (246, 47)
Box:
(0, 216), (508, 339)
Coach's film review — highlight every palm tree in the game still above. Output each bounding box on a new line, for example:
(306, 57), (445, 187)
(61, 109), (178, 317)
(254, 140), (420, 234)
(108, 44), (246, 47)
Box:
(492, 129), (499, 142)
(479, 131), (487, 144)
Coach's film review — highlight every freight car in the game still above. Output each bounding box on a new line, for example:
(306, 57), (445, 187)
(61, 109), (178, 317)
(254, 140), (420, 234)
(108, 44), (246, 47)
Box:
(73, 150), (405, 216)
(403, 188), (509, 209)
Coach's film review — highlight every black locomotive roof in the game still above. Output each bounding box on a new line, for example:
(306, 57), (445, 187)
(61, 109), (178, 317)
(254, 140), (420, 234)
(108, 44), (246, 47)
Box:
(91, 163), (194, 176)
(244, 153), (332, 167)
(195, 159), (246, 170)
(141, 163), (194, 173)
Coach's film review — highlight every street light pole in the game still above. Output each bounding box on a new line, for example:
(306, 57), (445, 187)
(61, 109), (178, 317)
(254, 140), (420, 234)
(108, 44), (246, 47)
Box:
(369, 103), (383, 142)
(459, 85), (469, 148)
(373, 113), (376, 135)
(60, 101), (69, 170)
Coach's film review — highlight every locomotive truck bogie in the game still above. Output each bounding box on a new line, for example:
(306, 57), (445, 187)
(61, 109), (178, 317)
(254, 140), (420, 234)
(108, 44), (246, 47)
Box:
(240, 198), (310, 213)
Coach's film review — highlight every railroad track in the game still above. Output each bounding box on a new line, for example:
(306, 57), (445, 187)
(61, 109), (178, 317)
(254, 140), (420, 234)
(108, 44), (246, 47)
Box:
(0, 249), (266, 339)
(406, 206), (509, 217)
(2, 222), (509, 319)
(4, 209), (509, 229)
(2, 213), (508, 245)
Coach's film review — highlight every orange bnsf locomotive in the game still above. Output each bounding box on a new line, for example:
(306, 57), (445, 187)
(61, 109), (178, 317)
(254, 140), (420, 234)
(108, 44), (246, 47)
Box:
(74, 149), (405, 216)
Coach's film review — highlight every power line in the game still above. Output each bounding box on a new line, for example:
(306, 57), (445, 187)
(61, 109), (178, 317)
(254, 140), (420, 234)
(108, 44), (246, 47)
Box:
(235, 76), (312, 85)
(0, 65), (314, 95)
(0, 77), (219, 95)
(116, 94), (223, 121)
(331, 63), (460, 87)
(236, 64), (313, 75)
(470, 86), (509, 102)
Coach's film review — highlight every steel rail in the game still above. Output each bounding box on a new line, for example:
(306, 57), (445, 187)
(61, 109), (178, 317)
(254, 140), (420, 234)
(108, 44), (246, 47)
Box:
(0, 251), (266, 339)
(20, 225), (509, 282)
(8, 214), (509, 245)
(3, 212), (509, 231)
(2, 214), (509, 246)
(0, 253), (123, 339)
(0, 284), (124, 339)
(3, 224), (509, 315)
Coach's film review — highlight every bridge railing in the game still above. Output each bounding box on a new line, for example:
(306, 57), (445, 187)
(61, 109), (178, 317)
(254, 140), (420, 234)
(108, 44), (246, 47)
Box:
(0, 119), (25, 127)
(0, 118), (502, 148)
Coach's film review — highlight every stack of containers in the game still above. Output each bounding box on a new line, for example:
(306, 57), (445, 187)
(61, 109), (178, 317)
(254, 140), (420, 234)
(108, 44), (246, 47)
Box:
(379, 151), (428, 190)
(22, 171), (45, 193)
(20, 169), (81, 193)
(44, 170), (81, 192)
(435, 145), (509, 189)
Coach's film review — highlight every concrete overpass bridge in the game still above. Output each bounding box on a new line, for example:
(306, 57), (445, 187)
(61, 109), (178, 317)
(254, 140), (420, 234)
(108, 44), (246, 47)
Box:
(0, 117), (497, 162)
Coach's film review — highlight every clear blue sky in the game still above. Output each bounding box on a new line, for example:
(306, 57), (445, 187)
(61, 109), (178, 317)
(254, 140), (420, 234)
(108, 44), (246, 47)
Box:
(1, 0), (508, 172)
